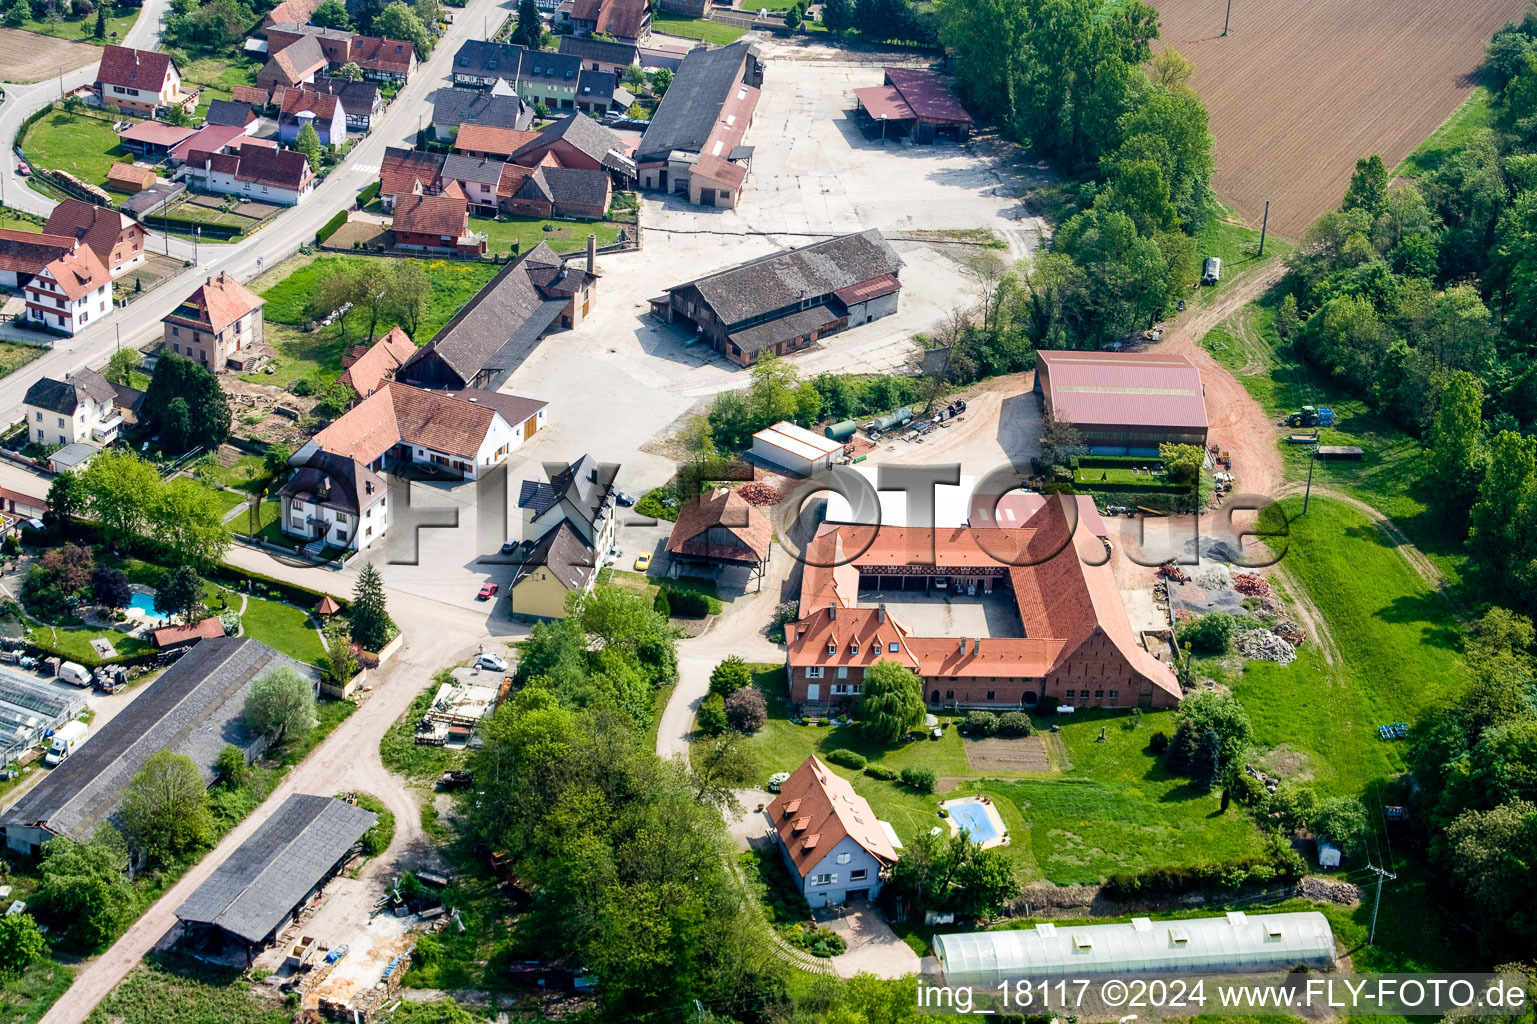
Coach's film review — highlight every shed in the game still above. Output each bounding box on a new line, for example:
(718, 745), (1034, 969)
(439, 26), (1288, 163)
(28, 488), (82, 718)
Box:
(106, 163), (158, 193)
(1317, 840), (1341, 868)
(175, 794), (375, 951)
(49, 442), (99, 475)
(934, 911), (1337, 987)
(750, 421), (842, 476)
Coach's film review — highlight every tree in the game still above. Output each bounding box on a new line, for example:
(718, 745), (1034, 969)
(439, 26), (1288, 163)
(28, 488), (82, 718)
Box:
(859, 660), (925, 742)
(680, 415), (716, 464)
(151, 476), (232, 568)
(311, 0), (349, 25)
(688, 733), (756, 810)
(0, 913), (46, 980)
(1312, 796), (1370, 856)
(45, 470), (84, 534)
(783, 0), (803, 29)
(1159, 442), (1207, 487)
(386, 260), (430, 337)
(724, 687), (767, 733)
(119, 750), (213, 862)
(35, 828), (134, 949)
(214, 743), (248, 788)
(1038, 410), (1086, 468)
(155, 565), (205, 625)
(1443, 800), (1537, 938)
(708, 654), (752, 696)
(696, 692), (727, 734)
(1427, 370), (1486, 516)
(512, 0), (540, 48)
(821, 0), (853, 31)
(338, 60), (364, 81)
(623, 63), (646, 91)
(888, 827), (1018, 918)
(414, 0), (439, 28)
(244, 666), (316, 746)
(319, 641), (359, 690)
(1176, 689), (1253, 768)
(350, 562), (395, 651)
(1190, 728), (1223, 789)
(104, 347), (140, 385)
(1342, 154), (1389, 217)
(90, 566), (131, 610)
(80, 449), (159, 549)
(142, 354), (231, 452)
(652, 67), (673, 96)
(374, 1), (430, 54)
(264, 441), (293, 478)
(1148, 47), (1194, 92)
(952, 845), (1021, 917)
(296, 121), (324, 171)
(1176, 611), (1238, 654)
(93, 0), (105, 36)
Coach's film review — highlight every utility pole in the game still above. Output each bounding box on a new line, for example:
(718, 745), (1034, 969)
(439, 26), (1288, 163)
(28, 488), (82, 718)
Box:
(193, 226), (199, 265)
(1258, 199), (1270, 257)
(1223, 0), (1233, 36)
(115, 323), (120, 351)
(1364, 862), (1397, 944)
(59, 66), (66, 100)
(1302, 447), (1316, 514)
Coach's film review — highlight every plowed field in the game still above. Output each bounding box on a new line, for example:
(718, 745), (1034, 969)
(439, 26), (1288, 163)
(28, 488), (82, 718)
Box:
(1154, 0), (1529, 238)
(0, 28), (100, 84)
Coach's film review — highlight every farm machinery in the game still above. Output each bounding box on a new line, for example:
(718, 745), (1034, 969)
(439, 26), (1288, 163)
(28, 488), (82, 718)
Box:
(1285, 406), (1335, 428)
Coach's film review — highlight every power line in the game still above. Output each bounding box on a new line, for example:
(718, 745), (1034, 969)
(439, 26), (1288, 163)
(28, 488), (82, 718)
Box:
(1363, 861), (1398, 944)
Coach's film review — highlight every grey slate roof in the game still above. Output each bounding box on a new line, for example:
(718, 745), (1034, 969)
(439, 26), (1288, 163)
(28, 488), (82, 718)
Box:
(452, 39), (528, 80)
(637, 42), (753, 161)
(558, 35), (639, 67)
(314, 76), (381, 117)
(279, 449), (385, 515)
(175, 795), (376, 945)
(523, 50), (581, 83)
(1, 638), (313, 844)
(433, 87), (531, 131)
(120, 180), (184, 218)
(23, 368), (116, 415)
(512, 112), (633, 176)
(576, 69), (620, 105)
(675, 229), (903, 327)
(440, 152), (508, 187)
(510, 519), (597, 592)
(539, 166), (610, 209)
(205, 99), (254, 127)
(518, 453), (616, 527)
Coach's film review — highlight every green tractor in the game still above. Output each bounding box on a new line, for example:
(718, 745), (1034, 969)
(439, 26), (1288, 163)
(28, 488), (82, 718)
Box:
(1286, 405), (1335, 428)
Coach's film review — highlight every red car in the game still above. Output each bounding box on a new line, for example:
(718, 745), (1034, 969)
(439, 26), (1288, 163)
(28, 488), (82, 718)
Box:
(16, 160), (30, 176)
(477, 582), (499, 600)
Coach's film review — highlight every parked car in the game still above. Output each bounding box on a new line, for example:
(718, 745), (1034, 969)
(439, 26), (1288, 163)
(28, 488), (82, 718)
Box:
(616, 491), (636, 507)
(16, 160), (29, 176)
(476, 582), (498, 600)
(500, 540), (518, 555)
(633, 552), (651, 571)
(476, 653), (508, 672)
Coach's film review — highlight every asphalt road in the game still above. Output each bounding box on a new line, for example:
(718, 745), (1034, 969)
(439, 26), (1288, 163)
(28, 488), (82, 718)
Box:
(0, 0), (513, 426)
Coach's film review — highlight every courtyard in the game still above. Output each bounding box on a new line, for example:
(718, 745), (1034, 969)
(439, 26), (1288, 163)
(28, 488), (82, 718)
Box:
(853, 586), (1019, 638)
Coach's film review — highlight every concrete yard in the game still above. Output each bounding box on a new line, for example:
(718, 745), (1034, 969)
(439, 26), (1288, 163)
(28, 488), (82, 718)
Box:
(854, 589), (1020, 638)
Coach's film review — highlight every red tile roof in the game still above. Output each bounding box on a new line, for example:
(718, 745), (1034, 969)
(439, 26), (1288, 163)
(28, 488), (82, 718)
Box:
(691, 153), (745, 190)
(881, 67), (971, 124)
(151, 616), (226, 648)
(263, 0), (324, 27)
(169, 124), (247, 165)
(1035, 349), (1208, 432)
(380, 146), (443, 199)
(117, 120), (198, 147)
(232, 85), (272, 106)
(45, 200), (138, 273)
(39, 245), (111, 301)
(279, 86), (342, 123)
(0, 229), (76, 275)
(350, 35), (416, 75)
(106, 163), (158, 191)
(455, 124), (541, 159)
(339, 327), (417, 396)
(853, 83), (915, 121)
(767, 757), (898, 880)
(833, 273), (900, 305)
(392, 187), (471, 239)
(310, 382), (546, 463)
(96, 45), (176, 92)
(667, 487), (772, 564)
(572, 0), (649, 38)
(163, 271), (265, 334)
(234, 146), (313, 190)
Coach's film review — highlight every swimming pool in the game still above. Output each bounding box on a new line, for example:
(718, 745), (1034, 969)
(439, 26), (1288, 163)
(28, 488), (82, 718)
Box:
(128, 592), (169, 626)
(941, 796), (1009, 848)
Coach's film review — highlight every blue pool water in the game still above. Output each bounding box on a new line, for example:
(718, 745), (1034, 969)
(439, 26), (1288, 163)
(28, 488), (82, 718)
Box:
(947, 799), (1002, 844)
(128, 593), (170, 625)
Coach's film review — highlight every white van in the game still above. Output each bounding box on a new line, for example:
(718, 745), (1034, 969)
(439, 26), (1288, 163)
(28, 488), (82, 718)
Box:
(57, 662), (91, 687)
(45, 721), (88, 766)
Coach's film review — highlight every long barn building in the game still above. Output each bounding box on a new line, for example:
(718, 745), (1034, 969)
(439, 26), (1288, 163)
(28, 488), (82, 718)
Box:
(1034, 349), (1209, 456)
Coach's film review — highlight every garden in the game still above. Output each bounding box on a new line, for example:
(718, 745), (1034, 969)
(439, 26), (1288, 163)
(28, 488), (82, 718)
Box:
(20, 104), (135, 194)
(469, 216), (625, 258)
(650, 12), (746, 43)
(0, 340), (44, 382)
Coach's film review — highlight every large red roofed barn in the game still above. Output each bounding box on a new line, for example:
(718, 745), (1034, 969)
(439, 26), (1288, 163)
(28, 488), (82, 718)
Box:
(854, 67), (971, 144)
(1033, 349), (1209, 456)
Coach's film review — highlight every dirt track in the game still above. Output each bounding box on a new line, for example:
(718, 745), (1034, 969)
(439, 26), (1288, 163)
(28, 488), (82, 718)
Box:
(1154, 0), (1529, 238)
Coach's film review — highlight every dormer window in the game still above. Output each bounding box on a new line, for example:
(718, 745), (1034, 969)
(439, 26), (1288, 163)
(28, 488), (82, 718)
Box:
(826, 642), (836, 655)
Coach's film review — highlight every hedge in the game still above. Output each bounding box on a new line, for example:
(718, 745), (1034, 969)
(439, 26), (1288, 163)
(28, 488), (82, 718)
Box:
(151, 215), (245, 240)
(210, 562), (350, 612)
(825, 748), (866, 770)
(863, 764), (898, 781)
(1102, 848), (1306, 900)
(316, 210), (349, 245)
(357, 180), (380, 206)
(1075, 455), (1167, 469)
(659, 585), (710, 618)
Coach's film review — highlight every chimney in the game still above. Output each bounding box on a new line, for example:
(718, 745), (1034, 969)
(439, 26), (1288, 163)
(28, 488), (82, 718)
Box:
(206, 276), (212, 286)
(827, 602), (836, 620)
(877, 604), (886, 624)
(586, 233), (596, 274)
(973, 638), (981, 655)
(958, 637), (967, 653)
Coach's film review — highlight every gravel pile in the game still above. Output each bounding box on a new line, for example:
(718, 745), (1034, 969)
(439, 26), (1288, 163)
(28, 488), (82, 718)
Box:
(1237, 628), (1296, 664)
(1192, 564), (1234, 590)
(1300, 876), (1361, 905)
(737, 482), (784, 506)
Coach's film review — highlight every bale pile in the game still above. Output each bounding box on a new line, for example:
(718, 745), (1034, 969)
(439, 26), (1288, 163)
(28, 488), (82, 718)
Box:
(1233, 573), (1271, 597)
(1236, 628), (1296, 664)
(738, 482), (783, 506)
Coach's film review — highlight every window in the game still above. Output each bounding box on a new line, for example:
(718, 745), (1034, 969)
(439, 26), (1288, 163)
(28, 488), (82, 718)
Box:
(172, 326), (179, 336)
(57, 417), (65, 428)
(986, 690), (995, 701)
(849, 869), (867, 881)
(805, 666), (823, 679)
(1094, 689), (1104, 698)
(336, 511), (349, 522)
(945, 690), (954, 700)
(826, 642), (836, 655)
(1109, 690), (1119, 699)
(812, 873), (837, 886)
(33, 412), (40, 422)
(835, 852), (850, 865)
(836, 667), (848, 679)
(1065, 689), (1075, 699)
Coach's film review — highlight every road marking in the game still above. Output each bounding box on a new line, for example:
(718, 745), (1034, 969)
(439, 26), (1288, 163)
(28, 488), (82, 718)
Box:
(350, 162), (380, 175)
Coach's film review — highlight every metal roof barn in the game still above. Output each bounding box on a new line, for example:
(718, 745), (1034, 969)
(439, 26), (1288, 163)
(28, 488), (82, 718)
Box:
(751, 421), (843, 476)
(1034, 349), (1209, 454)
(935, 911), (1336, 986)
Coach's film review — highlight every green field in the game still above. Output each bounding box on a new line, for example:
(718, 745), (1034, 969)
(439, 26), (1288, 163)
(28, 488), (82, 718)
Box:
(470, 216), (624, 258)
(178, 55), (259, 115)
(9, 7), (138, 45)
(1190, 208), (1292, 307)
(651, 12), (746, 43)
(1395, 87), (1493, 178)
(21, 109), (128, 188)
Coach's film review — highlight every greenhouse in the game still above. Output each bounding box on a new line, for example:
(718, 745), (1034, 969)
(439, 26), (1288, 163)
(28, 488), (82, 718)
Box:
(934, 911), (1337, 986)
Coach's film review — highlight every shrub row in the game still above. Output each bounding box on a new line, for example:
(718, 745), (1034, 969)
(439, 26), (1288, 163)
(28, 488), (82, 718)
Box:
(153, 215), (245, 240)
(901, 766), (937, 793)
(316, 210), (349, 245)
(1073, 455), (1166, 469)
(661, 586), (712, 618)
(1102, 848), (1306, 900)
(963, 710), (1032, 737)
(356, 180), (380, 206)
(209, 561), (350, 612)
(826, 748), (866, 770)
(863, 764), (897, 781)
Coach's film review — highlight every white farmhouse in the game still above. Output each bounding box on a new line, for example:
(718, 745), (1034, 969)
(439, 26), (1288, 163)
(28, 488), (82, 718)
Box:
(22, 367), (124, 448)
(23, 247), (114, 337)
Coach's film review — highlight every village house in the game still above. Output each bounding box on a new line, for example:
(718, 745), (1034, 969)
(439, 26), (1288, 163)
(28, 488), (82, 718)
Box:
(557, 35), (641, 76)
(23, 246), (113, 336)
(437, 153), (506, 217)
(636, 41), (763, 207)
(506, 520), (599, 619)
(399, 240), (599, 390)
(257, 35), (328, 91)
(44, 199), (147, 277)
(515, 452), (617, 552)
(312, 76), (381, 130)
(264, 24), (416, 83)
(161, 271), (266, 372)
(279, 88), (345, 146)
(651, 229), (902, 366)
(455, 124), (541, 160)
(181, 146), (317, 206)
(168, 125), (252, 168)
(379, 147), (445, 211)
(431, 84), (533, 143)
(568, 0), (651, 45)
(767, 756), (900, 908)
(499, 164), (612, 219)
(509, 111), (635, 182)
(0, 229), (75, 290)
(279, 449), (389, 552)
(451, 40), (527, 89)
(93, 45), (197, 117)
(391, 182), (487, 256)
(22, 367), (124, 447)
(339, 327), (416, 398)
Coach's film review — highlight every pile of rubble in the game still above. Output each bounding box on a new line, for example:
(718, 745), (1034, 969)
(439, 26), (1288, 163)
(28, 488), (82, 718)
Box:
(1192, 564), (1235, 590)
(1300, 875), (1361, 905)
(1244, 765), (1281, 793)
(1233, 573), (1271, 597)
(1236, 628), (1296, 664)
(737, 482), (784, 507)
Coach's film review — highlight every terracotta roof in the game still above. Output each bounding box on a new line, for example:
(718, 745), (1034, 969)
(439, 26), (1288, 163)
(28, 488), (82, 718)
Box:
(455, 123), (540, 158)
(163, 272), (265, 334)
(497, 162), (536, 198)
(279, 87), (343, 125)
(833, 273), (900, 305)
(96, 45), (176, 91)
(117, 121), (197, 147)
(393, 187), (470, 239)
(234, 146), (313, 190)
(666, 487), (771, 564)
(39, 246), (111, 301)
(339, 327), (416, 395)
(1035, 349), (1209, 433)
(786, 606), (921, 672)
(380, 146), (444, 199)
(572, 0), (648, 38)
(854, 84), (915, 122)
(0, 228), (76, 275)
(315, 595), (341, 615)
(232, 85), (272, 106)
(264, 36), (327, 87)
(511, 112), (630, 173)
(690, 153), (745, 190)
(263, 0), (325, 28)
(44, 200), (137, 273)
(767, 757), (898, 880)
(169, 124), (247, 165)
(151, 616), (227, 648)
(309, 382), (546, 463)
(350, 36), (416, 75)
(106, 163), (158, 191)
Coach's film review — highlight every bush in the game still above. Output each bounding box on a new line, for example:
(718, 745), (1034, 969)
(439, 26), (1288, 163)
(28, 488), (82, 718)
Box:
(663, 586), (711, 618)
(353, 793), (395, 856)
(864, 764), (898, 780)
(357, 180), (380, 206)
(901, 766), (937, 793)
(1177, 611), (1239, 654)
(709, 654), (752, 696)
(997, 712), (1032, 737)
(316, 210), (348, 244)
(826, 748), (867, 770)
(964, 710), (999, 736)
(724, 687), (767, 733)
(1149, 730), (1169, 754)
(1102, 838), (1306, 899)
(1230, 772), (1270, 807)
(696, 692), (727, 735)
(652, 588), (670, 617)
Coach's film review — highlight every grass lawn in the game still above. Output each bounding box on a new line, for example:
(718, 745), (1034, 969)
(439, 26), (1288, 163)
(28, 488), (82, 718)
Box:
(0, 958), (75, 1024)
(1395, 87), (1493, 178)
(21, 109), (127, 187)
(11, 8), (138, 43)
(179, 55), (259, 115)
(603, 568), (723, 614)
(0, 341), (45, 381)
(651, 12), (746, 42)
(471, 216), (624, 258)
(209, 487), (248, 519)
(1191, 209), (1292, 307)
(235, 499), (284, 542)
(195, 455), (268, 493)
(25, 623), (153, 663)
(1073, 466), (1169, 487)
(83, 953), (286, 1024)
(234, 592), (324, 664)
(160, 199), (258, 231)
(0, 209), (44, 233)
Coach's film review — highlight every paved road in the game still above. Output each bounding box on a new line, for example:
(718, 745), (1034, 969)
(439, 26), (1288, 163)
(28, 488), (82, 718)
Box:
(0, 0), (512, 428)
